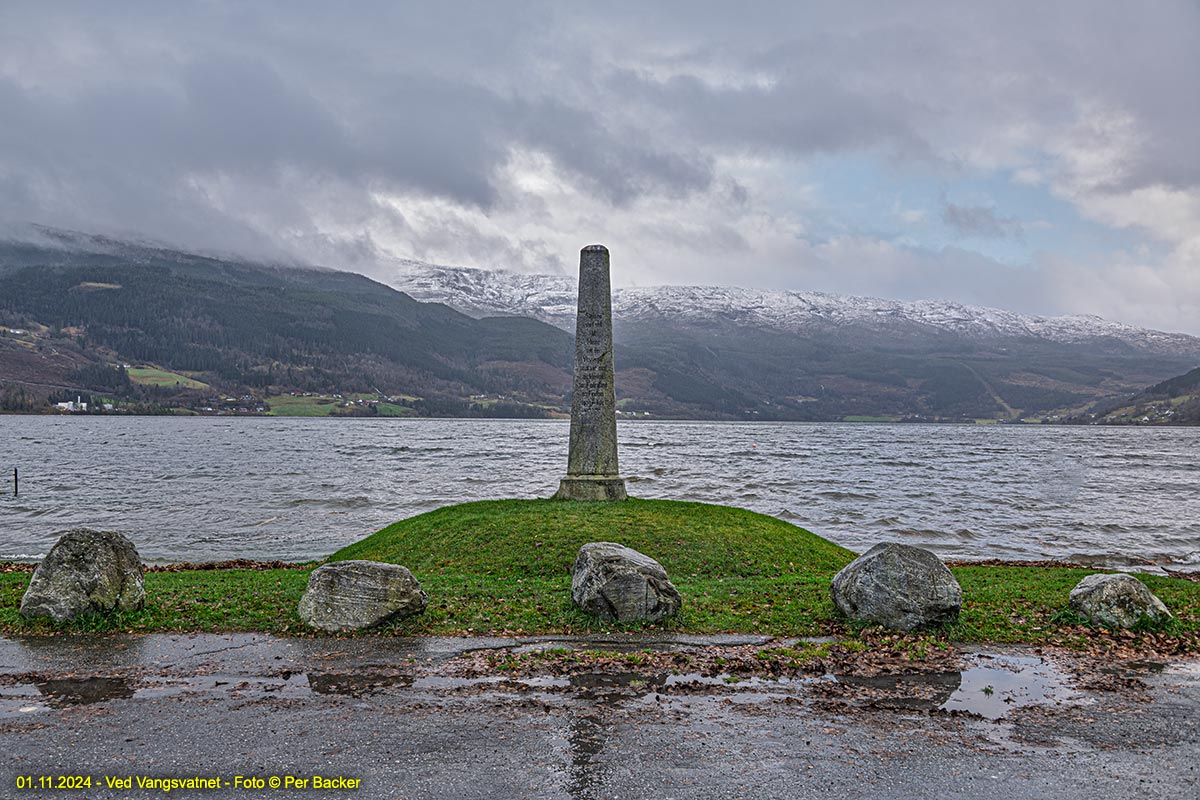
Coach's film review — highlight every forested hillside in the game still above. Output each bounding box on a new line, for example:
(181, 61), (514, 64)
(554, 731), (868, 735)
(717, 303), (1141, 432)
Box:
(0, 240), (572, 416)
(1068, 366), (1200, 425)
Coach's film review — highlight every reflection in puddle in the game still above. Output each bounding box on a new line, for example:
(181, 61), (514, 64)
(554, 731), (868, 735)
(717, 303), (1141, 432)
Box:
(945, 654), (1072, 719)
(308, 671), (414, 697)
(835, 671), (962, 711)
(36, 677), (135, 707)
(569, 672), (667, 697)
(834, 653), (1073, 720)
(0, 650), (1082, 727)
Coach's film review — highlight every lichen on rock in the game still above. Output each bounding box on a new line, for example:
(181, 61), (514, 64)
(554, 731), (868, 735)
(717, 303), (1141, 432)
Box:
(20, 529), (145, 622)
(1068, 573), (1171, 629)
(830, 542), (962, 631)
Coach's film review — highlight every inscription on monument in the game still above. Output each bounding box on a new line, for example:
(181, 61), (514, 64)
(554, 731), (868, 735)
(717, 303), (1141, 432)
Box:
(553, 244), (628, 501)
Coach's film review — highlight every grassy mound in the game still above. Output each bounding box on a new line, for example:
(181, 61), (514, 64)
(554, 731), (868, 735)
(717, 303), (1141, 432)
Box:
(325, 498), (857, 635)
(331, 498), (853, 578)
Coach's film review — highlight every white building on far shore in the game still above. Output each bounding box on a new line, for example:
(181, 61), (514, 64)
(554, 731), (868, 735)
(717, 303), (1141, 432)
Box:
(54, 396), (88, 412)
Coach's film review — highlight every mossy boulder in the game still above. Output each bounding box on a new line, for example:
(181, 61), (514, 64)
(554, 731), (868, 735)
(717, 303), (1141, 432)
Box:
(831, 542), (962, 631)
(1069, 573), (1172, 629)
(20, 529), (145, 622)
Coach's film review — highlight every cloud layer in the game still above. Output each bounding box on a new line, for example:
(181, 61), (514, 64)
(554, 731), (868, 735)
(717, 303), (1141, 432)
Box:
(1, 2), (1197, 332)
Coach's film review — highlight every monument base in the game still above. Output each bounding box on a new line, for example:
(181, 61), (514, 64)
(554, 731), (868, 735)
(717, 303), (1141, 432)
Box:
(553, 475), (628, 502)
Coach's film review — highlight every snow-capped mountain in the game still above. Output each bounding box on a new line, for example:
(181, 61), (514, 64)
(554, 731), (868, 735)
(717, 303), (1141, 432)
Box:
(6, 225), (1195, 420)
(390, 261), (1200, 356)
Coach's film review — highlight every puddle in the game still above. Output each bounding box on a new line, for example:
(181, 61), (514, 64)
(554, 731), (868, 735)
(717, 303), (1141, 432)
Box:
(0, 673), (320, 719)
(0, 648), (1082, 723)
(308, 670), (414, 697)
(835, 671), (962, 711)
(569, 672), (667, 695)
(1101, 660), (1166, 676)
(834, 653), (1073, 720)
(36, 676), (135, 707)
(0, 676), (142, 719)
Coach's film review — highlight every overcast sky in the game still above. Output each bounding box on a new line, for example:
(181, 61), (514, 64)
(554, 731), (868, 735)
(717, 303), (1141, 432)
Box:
(2, 2), (1198, 332)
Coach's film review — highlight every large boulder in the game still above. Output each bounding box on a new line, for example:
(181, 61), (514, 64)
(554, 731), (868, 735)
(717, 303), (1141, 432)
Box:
(571, 542), (681, 623)
(1068, 573), (1172, 629)
(298, 560), (428, 632)
(830, 542), (962, 631)
(20, 529), (145, 622)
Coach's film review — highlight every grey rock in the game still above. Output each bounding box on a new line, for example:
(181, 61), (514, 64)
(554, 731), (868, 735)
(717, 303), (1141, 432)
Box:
(1068, 573), (1171, 629)
(554, 245), (627, 501)
(571, 542), (681, 622)
(830, 542), (962, 631)
(20, 529), (145, 622)
(298, 560), (428, 632)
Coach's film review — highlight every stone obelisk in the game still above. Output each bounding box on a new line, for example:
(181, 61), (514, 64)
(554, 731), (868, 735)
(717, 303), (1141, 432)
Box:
(554, 244), (628, 501)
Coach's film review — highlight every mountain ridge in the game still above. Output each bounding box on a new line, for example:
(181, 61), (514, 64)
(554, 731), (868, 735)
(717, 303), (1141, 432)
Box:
(390, 261), (1200, 354)
(3, 229), (1198, 421)
(388, 258), (1200, 421)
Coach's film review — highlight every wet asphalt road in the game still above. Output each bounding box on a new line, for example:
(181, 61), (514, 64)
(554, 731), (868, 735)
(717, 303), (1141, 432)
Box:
(1, 634), (1197, 800)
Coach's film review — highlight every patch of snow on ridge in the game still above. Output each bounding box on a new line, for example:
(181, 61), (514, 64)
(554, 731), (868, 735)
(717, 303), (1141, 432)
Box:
(395, 263), (578, 321)
(389, 261), (1200, 353)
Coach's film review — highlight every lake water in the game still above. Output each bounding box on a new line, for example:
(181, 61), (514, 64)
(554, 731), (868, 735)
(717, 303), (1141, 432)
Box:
(1, 417), (1198, 569)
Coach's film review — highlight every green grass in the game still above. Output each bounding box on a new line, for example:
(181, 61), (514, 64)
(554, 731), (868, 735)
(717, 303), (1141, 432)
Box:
(2, 499), (1199, 649)
(947, 566), (1199, 645)
(375, 402), (418, 417)
(0, 569), (313, 635)
(332, 499), (853, 578)
(127, 367), (208, 389)
(265, 394), (417, 417)
(265, 394), (340, 416)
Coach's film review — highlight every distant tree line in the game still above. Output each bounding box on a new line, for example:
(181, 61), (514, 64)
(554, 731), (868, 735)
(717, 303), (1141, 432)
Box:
(68, 363), (131, 392)
(0, 385), (36, 412)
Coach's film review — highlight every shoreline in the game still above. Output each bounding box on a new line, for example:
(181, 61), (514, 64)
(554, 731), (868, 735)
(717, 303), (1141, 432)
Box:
(5, 409), (1200, 426)
(3, 501), (1198, 650)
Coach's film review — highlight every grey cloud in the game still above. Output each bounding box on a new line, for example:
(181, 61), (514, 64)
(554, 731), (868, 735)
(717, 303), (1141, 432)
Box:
(512, 97), (714, 204)
(584, 2), (1198, 189)
(0, 1), (1196, 330)
(941, 203), (1023, 239)
(601, 45), (937, 163)
(0, 7), (714, 261)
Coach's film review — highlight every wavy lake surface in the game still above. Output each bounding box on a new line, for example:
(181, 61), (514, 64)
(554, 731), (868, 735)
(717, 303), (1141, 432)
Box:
(1, 417), (1198, 568)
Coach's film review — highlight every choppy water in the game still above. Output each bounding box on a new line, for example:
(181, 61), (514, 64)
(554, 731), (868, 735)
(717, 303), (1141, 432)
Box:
(1, 417), (1198, 567)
